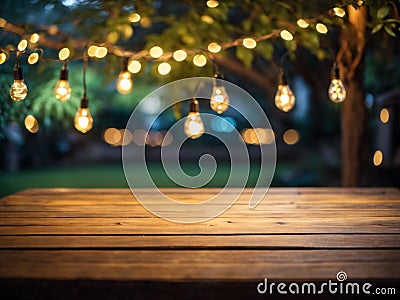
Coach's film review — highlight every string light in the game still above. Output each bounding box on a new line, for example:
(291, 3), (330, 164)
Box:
(116, 62), (133, 94)
(333, 7), (346, 17)
(95, 46), (108, 58)
(54, 62), (72, 101)
(274, 70), (295, 112)
(149, 46), (163, 58)
(58, 47), (70, 60)
(173, 50), (187, 61)
(297, 19), (309, 28)
(157, 62), (171, 75)
(193, 54), (207, 67)
(74, 54), (93, 133)
(87, 45), (98, 57)
(17, 39), (28, 52)
(127, 59), (141, 73)
(28, 53), (39, 64)
(280, 30), (294, 41)
(140, 17), (152, 28)
(380, 108), (389, 124)
(201, 15), (214, 24)
(373, 150), (383, 166)
(10, 56), (28, 101)
(129, 13), (141, 23)
(30, 33), (40, 43)
(184, 98), (204, 139)
(210, 73), (229, 114)
(328, 63), (346, 103)
(206, 0), (219, 8)
(316, 23), (328, 34)
(24, 115), (39, 133)
(208, 42), (221, 53)
(242, 38), (257, 49)
(0, 52), (6, 64)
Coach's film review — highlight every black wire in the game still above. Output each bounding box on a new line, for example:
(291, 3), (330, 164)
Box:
(82, 48), (88, 98)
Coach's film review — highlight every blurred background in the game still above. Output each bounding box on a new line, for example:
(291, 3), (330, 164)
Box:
(0, 0), (399, 197)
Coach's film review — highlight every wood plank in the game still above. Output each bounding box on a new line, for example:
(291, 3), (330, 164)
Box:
(0, 234), (399, 249)
(0, 250), (398, 280)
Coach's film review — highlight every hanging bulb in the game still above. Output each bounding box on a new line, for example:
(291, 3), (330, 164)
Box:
(328, 64), (346, 103)
(184, 98), (204, 139)
(210, 74), (230, 114)
(54, 63), (71, 102)
(74, 96), (93, 133)
(116, 70), (133, 94)
(274, 72), (295, 112)
(10, 62), (28, 101)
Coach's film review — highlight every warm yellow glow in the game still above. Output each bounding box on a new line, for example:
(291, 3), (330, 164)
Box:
(24, 115), (39, 133)
(103, 128), (121, 145)
(201, 15), (214, 24)
(316, 23), (328, 34)
(129, 13), (141, 23)
(173, 50), (187, 61)
(0, 18), (7, 28)
(140, 17), (152, 28)
(127, 59), (141, 73)
(95, 46), (108, 58)
(208, 42), (221, 53)
(210, 86), (229, 114)
(0, 52), (6, 64)
(88, 45), (98, 57)
(74, 107), (93, 133)
(17, 39), (28, 51)
(206, 0), (219, 8)
(116, 71), (133, 94)
(380, 108), (390, 124)
(133, 129), (147, 146)
(241, 128), (275, 145)
(275, 84), (295, 112)
(184, 112), (204, 139)
(193, 54), (207, 67)
(242, 38), (257, 49)
(158, 62), (171, 75)
(10, 80), (28, 101)
(283, 129), (300, 145)
(149, 46), (163, 58)
(30, 33), (40, 43)
(373, 150), (383, 166)
(280, 30), (294, 41)
(297, 19), (309, 28)
(333, 7), (346, 17)
(48, 25), (58, 35)
(58, 48), (70, 61)
(28, 53), (39, 64)
(120, 129), (133, 146)
(328, 79), (346, 103)
(54, 80), (71, 102)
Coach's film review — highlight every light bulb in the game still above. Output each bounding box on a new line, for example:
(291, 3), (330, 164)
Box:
(116, 71), (133, 94)
(10, 64), (28, 101)
(54, 65), (71, 102)
(184, 99), (204, 139)
(210, 75), (229, 114)
(274, 74), (295, 112)
(328, 65), (346, 103)
(74, 97), (93, 133)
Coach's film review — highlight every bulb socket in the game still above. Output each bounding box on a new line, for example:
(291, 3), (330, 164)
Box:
(278, 73), (288, 85)
(189, 98), (199, 113)
(331, 65), (340, 79)
(59, 68), (68, 80)
(13, 65), (24, 81)
(80, 96), (89, 108)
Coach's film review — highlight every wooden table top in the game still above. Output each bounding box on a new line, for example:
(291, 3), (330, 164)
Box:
(0, 188), (399, 297)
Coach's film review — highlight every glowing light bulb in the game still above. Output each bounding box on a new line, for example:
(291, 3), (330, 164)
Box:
(173, 50), (187, 61)
(116, 71), (133, 94)
(74, 97), (93, 133)
(10, 63), (28, 101)
(184, 99), (204, 139)
(54, 64), (71, 102)
(328, 65), (346, 103)
(274, 74), (295, 112)
(297, 19), (309, 28)
(210, 75), (229, 114)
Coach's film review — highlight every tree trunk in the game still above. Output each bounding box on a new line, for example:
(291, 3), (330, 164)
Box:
(337, 5), (369, 186)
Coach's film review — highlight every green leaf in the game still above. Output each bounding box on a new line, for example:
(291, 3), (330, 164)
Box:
(384, 25), (396, 37)
(371, 23), (383, 34)
(255, 42), (274, 60)
(377, 6), (390, 19)
(236, 47), (254, 68)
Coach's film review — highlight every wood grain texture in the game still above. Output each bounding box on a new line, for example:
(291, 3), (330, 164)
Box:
(0, 188), (399, 285)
